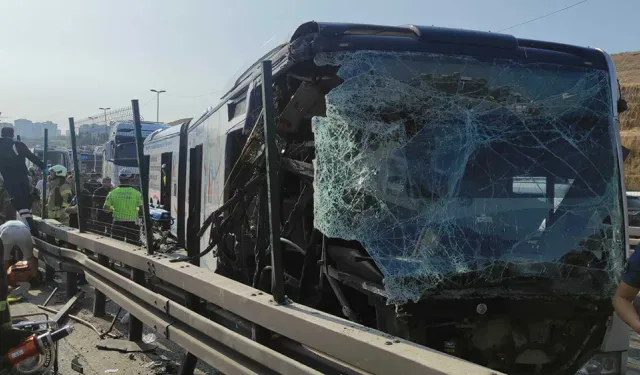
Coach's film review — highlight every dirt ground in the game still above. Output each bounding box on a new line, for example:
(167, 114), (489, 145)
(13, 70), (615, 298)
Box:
(8, 276), (218, 375)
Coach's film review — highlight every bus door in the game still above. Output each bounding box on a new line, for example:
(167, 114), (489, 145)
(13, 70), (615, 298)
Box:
(160, 153), (172, 209)
(187, 145), (203, 258)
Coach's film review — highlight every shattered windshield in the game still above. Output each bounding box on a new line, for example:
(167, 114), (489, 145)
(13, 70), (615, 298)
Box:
(312, 51), (623, 303)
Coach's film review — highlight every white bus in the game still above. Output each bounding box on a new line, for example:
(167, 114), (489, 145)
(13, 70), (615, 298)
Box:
(103, 121), (168, 186)
(143, 120), (189, 239)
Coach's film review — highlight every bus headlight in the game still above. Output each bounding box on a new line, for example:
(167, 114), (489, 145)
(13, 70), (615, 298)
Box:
(576, 352), (625, 374)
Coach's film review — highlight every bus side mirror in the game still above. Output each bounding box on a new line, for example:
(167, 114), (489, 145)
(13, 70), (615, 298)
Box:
(618, 98), (629, 114)
(623, 145), (631, 161)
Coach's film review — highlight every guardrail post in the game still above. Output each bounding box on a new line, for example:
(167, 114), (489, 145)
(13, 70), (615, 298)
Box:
(92, 254), (109, 317)
(68, 117), (85, 233)
(261, 60), (285, 304)
(178, 352), (198, 375)
(128, 267), (145, 341)
(179, 225), (201, 373)
(132, 99), (154, 254)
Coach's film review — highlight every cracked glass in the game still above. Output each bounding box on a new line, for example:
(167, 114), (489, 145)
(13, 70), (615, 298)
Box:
(312, 51), (623, 304)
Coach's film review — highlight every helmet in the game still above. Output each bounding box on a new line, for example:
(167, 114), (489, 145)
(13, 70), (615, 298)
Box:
(118, 168), (135, 179)
(50, 165), (67, 177)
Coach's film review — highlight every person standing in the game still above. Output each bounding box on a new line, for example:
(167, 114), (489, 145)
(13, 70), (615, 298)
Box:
(84, 173), (101, 195)
(0, 127), (46, 235)
(93, 176), (113, 235)
(66, 174), (92, 229)
(104, 170), (142, 244)
(46, 165), (73, 225)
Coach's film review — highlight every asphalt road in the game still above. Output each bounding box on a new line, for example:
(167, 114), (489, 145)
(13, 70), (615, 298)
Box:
(8, 277), (218, 375)
(629, 331), (640, 374)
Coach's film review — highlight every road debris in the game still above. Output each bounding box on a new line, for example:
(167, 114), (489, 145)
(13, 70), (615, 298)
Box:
(104, 369), (119, 373)
(53, 291), (83, 325)
(142, 361), (163, 369)
(142, 332), (156, 344)
(9, 282), (30, 297)
(119, 311), (130, 324)
(38, 304), (102, 336)
(43, 286), (59, 306)
(96, 338), (157, 353)
(71, 356), (84, 373)
(99, 306), (122, 339)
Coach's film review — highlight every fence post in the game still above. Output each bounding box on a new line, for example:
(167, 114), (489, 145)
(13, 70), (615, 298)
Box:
(132, 100), (154, 254)
(42, 129), (48, 219)
(261, 60), (285, 304)
(68, 118), (85, 233)
(42, 129), (55, 282)
(128, 99), (148, 342)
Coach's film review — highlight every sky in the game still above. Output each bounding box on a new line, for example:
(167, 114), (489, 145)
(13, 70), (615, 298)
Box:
(1, 0), (639, 134)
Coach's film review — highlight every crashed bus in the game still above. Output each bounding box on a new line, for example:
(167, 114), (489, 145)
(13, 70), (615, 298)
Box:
(162, 22), (630, 374)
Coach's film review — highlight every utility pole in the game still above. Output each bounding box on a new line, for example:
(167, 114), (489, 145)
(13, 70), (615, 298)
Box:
(99, 107), (111, 139)
(150, 89), (166, 122)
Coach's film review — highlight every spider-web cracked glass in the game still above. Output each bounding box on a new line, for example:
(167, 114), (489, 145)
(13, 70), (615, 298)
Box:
(312, 51), (623, 303)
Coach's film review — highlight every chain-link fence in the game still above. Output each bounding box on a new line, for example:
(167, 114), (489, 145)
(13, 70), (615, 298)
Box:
(55, 103), (152, 249)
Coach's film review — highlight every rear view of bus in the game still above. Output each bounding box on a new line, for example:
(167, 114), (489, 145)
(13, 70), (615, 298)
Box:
(103, 121), (168, 185)
(211, 22), (629, 374)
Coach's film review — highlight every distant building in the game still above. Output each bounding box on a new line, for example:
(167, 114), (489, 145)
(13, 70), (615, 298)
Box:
(13, 119), (60, 138)
(14, 119), (34, 138)
(39, 121), (61, 137)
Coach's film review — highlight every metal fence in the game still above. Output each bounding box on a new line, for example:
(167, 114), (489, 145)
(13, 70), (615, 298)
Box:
(44, 101), (153, 250)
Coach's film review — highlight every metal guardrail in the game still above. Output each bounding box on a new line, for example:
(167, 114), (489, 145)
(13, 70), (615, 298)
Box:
(31, 217), (502, 375)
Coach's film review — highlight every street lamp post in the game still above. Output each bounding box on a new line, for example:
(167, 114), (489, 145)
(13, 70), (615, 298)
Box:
(150, 89), (166, 122)
(99, 107), (111, 139)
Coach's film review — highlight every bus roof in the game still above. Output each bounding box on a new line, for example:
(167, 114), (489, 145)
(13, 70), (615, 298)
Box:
(224, 21), (608, 98)
(145, 123), (183, 144)
(112, 121), (169, 138)
(193, 21), (610, 136)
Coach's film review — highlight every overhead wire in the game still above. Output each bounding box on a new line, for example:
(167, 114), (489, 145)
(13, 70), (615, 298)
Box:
(498, 0), (590, 32)
(165, 91), (223, 99)
(140, 94), (157, 108)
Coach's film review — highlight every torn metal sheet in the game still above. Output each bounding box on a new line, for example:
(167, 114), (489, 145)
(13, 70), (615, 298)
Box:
(312, 51), (623, 303)
(96, 339), (157, 353)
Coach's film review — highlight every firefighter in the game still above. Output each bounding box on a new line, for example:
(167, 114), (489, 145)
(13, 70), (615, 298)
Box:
(47, 165), (73, 225)
(0, 176), (16, 222)
(104, 169), (143, 244)
(0, 127), (46, 235)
